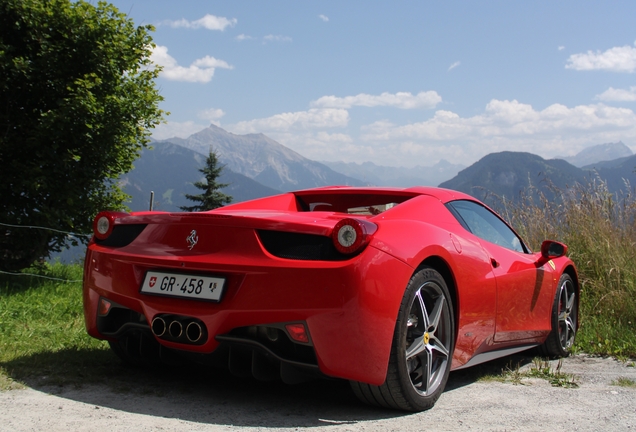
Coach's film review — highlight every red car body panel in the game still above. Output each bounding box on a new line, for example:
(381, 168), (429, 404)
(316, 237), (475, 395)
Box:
(83, 186), (578, 385)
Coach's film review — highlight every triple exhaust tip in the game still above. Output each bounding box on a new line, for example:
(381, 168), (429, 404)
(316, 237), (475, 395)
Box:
(151, 316), (204, 343)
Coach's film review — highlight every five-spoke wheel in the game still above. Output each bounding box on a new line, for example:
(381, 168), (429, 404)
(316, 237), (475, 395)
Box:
(540, 273), (578, 358)
(350, 266), (455, 411)
(404, 277), (453, 397)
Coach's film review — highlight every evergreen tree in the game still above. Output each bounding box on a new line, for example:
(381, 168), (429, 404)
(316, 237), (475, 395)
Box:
(180, 150), (232, 212)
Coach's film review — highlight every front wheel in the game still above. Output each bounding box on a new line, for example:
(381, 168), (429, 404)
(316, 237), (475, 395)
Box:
(539, 273), (578, 358)
(350, 266), (455, 411)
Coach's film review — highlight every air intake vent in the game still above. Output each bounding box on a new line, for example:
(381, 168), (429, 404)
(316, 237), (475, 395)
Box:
(257, 230), (348, 261)
(94, 224), (146, 247)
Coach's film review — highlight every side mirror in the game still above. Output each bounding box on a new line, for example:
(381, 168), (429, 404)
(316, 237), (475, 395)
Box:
(540, 240), (568, 259)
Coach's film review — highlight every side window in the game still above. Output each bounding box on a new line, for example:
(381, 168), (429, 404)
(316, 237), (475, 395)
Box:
(447, 200), (527, 253)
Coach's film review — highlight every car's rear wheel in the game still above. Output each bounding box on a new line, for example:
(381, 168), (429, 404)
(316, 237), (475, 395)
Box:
(350, 266), (455, 411)
(539, 273), (577, 358)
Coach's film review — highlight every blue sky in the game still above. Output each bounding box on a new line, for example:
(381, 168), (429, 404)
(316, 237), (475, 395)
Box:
(109, 0), (636, 167)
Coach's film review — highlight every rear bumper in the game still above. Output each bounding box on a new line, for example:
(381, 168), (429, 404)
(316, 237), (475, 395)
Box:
(83, 244), (414, 385)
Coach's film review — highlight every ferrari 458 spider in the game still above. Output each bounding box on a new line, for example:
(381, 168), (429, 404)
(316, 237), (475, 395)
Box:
(83, 186), (578, 411)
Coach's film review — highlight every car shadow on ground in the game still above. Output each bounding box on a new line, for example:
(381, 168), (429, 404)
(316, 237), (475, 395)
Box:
(445, 353), (536, 392)
(2, 347), (538, 427)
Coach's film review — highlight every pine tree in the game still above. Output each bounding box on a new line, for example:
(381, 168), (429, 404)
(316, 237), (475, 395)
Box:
(180, 149), (232, 212)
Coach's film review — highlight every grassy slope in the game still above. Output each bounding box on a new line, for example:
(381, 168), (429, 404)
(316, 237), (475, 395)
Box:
(0, 263), (112, 390)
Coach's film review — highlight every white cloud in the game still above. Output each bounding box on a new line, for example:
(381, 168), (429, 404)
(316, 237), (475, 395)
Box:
(228, 108), (349, 133)
(448, 61), (461, 71)
(315, 131), (351, 143)
(558, 46), (565, 51)
(264, 34), (292, 43)
(566, 42), (636, 72)
(151, 121), (207, 140)
(225, 110), (353, 162)
(596, 86), (636, 102)
(311, 91), (442, 109)
(236, 34), (254, 41)
(319, 14), (329, 22)
(151, 45), (232, 83)
(354, 100), (636, 165)
(163, 14), (237, 31)
(198, 108), (226, 124)
(237, 34), (291, 43)
(361, 100), (636, 142)
(195, 98), (636, 167)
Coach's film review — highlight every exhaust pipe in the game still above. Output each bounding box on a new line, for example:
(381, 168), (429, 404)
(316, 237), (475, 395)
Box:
(186, 321), (203, 343)
(151, 317), (166, 337)
(151, 314), (207, 344)
(168, 320), (183, 338)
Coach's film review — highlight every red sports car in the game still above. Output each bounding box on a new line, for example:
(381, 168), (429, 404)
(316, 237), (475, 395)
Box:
(83, 186), (578, 411)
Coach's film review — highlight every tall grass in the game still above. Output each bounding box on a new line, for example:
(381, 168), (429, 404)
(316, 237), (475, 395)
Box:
(501, 177), (636, 357)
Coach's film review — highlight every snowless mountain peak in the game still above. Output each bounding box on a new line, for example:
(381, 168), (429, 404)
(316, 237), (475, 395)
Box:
(155, 125), (366, 192)
(561, 141), (633, 167)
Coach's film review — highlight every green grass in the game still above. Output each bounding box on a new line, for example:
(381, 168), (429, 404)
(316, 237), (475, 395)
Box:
(474, 357), (578, 388)
(0, 262), (236, 393)
(611, 377), (636, 387)
(0, 262), (115, 390)
(524, 358), (578, 388)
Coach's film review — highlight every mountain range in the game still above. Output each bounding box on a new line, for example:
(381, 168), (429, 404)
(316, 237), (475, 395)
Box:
(127, 127), (635, 212)
(440, 152), (589, 203)
(155, 125), (367, 192)
(320, 159), (465, 187)
(126, 124), (465, 212)
(560, 141), (632, 167)
(440, 149), (636, 205)
(52, 126), (635, 262)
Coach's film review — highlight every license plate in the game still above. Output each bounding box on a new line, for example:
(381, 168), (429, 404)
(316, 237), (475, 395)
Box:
(140, 271), (225, 302)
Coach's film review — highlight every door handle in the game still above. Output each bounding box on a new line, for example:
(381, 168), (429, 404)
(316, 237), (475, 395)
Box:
(491, 258), (500, 268)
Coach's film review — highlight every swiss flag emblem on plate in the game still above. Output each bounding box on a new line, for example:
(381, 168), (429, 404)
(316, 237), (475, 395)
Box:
(149, 276), (157, 287)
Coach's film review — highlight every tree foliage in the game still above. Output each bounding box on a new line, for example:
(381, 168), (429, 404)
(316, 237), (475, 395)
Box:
(0, 0), (165, 271)
(180, 150), (232, 212)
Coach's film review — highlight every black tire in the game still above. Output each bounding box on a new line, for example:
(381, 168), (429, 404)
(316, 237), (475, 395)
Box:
(350, 266), (455, 411)
(539, 273), (578, 358)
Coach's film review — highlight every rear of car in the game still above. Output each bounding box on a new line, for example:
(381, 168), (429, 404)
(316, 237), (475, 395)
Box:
(83, 189), (419, 384)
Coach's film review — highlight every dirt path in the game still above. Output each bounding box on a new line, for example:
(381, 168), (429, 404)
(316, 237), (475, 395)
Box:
(1, 354), (635, 431)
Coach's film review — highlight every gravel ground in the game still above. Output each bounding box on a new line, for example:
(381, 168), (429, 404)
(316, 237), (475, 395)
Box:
(1, 354), (635, 431)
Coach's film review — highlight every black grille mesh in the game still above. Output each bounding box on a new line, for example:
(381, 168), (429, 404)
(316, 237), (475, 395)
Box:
(94, 224), (147, 247)
(257, 230), (347, 261)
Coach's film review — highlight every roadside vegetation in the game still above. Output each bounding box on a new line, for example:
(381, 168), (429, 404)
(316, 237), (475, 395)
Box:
(1, 178), (635, 389)
(475, 357), (579, 388)
(612, 377), (636, 388)
(0, 263), (112, 390)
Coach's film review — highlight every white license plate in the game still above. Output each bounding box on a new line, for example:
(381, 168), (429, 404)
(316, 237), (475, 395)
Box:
(140, 271), (225, 302)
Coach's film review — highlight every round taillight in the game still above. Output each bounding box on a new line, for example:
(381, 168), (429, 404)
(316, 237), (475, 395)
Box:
(332, 218), (377, 255)
(93, 211), (115, 240)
